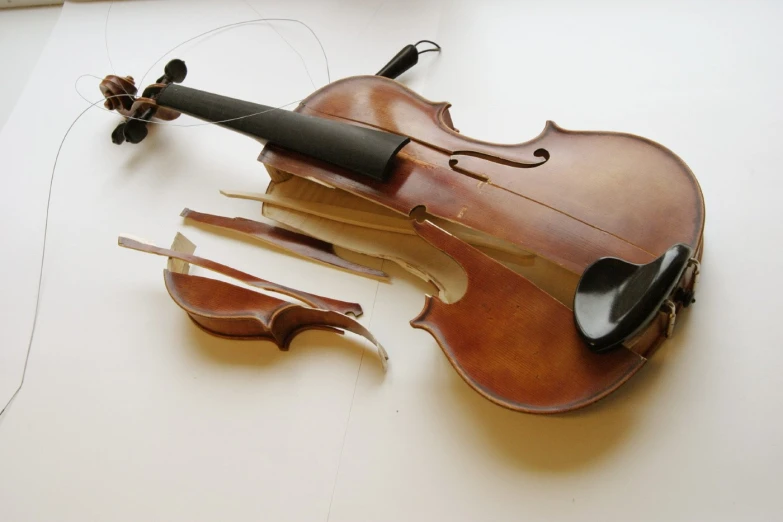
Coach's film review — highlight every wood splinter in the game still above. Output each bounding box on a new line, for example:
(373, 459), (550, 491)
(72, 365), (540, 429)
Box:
(118, 234), (363, 316)
(180, 208), (389, 281)
(118, 233), (388, 370)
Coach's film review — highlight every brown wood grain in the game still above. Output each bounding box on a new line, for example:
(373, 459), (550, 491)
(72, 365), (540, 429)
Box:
(118, 235), (363, 316)
(256, 75), (705, 411)
(409, 220), (646, 413)
(163, 270), (388, 369)
(180, 208), (388, 281)
(260, 75), (704, 275)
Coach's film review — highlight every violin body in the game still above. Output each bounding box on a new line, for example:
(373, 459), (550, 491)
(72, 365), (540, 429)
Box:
(106, 62), (704, 413)
(256, 76), (703, 410)
(261, 76), (703, 275)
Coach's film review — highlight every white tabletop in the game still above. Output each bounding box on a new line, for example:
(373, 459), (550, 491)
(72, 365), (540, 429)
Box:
(0, 5), (60, 132)
(1, 1), (781, 520)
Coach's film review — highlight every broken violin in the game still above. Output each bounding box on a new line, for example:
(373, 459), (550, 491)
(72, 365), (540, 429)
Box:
(105, 44), (703, 413)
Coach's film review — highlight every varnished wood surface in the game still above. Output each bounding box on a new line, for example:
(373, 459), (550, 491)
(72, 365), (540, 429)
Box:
(257, 74), (704, 410)
(180, 208), (389, 281)
(163, 270), (387, 369)
(118, 234), (364, 317)
(410, 221), (645, 413)
(260, 75), (704, 275)
(262, 174), (581, 307)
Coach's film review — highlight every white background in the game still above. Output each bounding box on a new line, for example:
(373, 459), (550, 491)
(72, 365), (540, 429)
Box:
(1, 1), (781, 520)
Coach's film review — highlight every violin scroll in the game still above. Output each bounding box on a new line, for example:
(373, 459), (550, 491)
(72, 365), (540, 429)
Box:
(99, 75), (137, 114)
(101, 59), (188, 144)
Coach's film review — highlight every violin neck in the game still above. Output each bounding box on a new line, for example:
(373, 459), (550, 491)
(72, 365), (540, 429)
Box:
(155, 84), (409, 182)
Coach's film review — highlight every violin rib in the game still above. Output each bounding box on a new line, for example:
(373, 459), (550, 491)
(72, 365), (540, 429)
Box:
(118, 234), (364, 317)
(118, 233), (387, 369)
(180, 208), (389, 281)
(163, 270), (388, 371)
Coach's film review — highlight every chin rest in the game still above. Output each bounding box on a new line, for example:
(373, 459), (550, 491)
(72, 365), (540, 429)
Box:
(574, 243), (695, 353)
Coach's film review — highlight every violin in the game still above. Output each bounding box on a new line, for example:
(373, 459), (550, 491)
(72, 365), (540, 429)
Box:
(102, 47), (704, 414)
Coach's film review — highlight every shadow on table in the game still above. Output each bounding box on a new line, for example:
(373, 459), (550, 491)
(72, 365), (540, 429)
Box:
(182, 315), (387, 379)
(440, 309), (694, 472)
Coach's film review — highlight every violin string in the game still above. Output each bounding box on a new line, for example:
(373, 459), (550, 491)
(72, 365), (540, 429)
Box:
(138, 16), (331, 90)
(0, 8), (331, 419)
(0, 103), (97, 418)
(241, 0), (319, 90)
(104, 2), (115, 75)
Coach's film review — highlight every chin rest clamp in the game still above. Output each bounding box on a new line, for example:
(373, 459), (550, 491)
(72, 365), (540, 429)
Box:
(574, 244), (701, 353)
(663, 257), (700, 338)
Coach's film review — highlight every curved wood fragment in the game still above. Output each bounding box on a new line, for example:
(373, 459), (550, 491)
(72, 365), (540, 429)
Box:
(410, 220), (645, 413)
(117, 234), (363, 316)
(180, 208), (388, 281)
(221, 189), (413, 234)
(164, 271), (388, 370)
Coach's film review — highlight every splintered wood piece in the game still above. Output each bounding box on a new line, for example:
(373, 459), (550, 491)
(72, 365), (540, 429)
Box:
(262, 175), (578, 306)
(223, 188), (538, 264)
(118, 234), (363, 317)
(220, 189), (414, 234)
(163, 270), (388, 370)
(180, 208), (389, 281)
(410, 220), (646, 414)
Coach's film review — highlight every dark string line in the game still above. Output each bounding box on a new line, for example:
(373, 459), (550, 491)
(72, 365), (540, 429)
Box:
(138, 16), (331, 89)
(104, 3), (115, 74)
(241, 0), (319, 90)
(415, 39), (441, 54)
(0, 4), (330, 419)
(0, 103), (94, 417)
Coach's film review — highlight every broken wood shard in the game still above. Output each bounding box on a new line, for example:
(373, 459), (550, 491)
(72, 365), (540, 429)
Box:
(119, 233), (387, 369)
(180, 208), (389, 281)
(259, 175), (580, 306)
(410, 220), (646, 413)
(221, 189), (413, 235)
(118, 234), (363, 316)
(163, 271), (388, 370)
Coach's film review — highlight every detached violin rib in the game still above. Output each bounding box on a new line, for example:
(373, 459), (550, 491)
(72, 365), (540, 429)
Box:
(180, 208), (389, 281)
(409, 220), (645, 413)
(117, 233), (363, 316)
(119, 233), (387, 369)
(163, 271), (388, 370)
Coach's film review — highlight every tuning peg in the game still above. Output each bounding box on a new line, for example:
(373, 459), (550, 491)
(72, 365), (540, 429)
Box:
(165, 59), (187, 83)
(157, 59), (187, 84)
(111, 122), (127, 144)
(103, 58), (186, 145)
(123, 118), (149, 144)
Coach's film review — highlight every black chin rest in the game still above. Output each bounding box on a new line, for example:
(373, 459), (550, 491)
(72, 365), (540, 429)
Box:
(574, 243), (693, 353)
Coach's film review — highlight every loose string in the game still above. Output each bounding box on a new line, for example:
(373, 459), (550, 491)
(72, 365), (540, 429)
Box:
(104, 3), (115, 74)
(0, 6), (330, 419)
(0, 103), (95, 417)
(138, 16), (331, 89)
(242, 1), (320, 90)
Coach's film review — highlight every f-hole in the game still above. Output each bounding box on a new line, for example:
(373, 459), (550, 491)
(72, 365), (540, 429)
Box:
(449, 148), (549, 182)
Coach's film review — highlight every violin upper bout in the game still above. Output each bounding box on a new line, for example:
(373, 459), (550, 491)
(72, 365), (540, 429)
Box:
(298, 75), (461, 133)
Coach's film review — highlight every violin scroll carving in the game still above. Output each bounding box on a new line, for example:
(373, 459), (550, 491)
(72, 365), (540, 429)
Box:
(100, 59), (187, 144)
